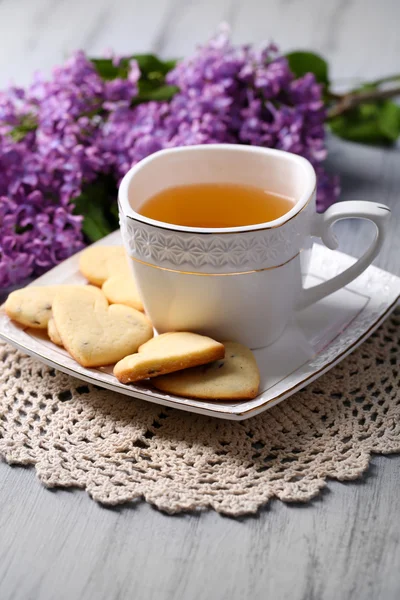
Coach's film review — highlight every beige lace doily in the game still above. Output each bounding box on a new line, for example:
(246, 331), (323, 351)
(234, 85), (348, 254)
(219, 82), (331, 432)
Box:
(0, 312), (399, 516)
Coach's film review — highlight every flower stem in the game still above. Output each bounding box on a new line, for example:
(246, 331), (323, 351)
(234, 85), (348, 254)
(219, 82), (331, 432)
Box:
(327, 85), (400, 119)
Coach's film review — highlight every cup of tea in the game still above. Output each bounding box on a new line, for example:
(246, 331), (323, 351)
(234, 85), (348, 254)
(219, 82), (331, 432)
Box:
(118, 144), (390, 348)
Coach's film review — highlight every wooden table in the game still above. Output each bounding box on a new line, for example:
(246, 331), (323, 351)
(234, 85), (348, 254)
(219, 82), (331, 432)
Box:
(1, 1), (399, 598)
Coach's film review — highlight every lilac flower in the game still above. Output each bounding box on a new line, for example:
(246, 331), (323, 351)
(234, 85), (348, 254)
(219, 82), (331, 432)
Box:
(0, 31), (339, 289)
(0, 193), (84, 288)
(101, 31), (338, 211)
(0, 52), (99, 287)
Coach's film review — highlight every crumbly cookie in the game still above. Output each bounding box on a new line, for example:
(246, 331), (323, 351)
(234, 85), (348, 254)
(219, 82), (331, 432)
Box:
(52, 286), (153, 368)
(5, 285), (81, 329)
(113, 332), (225, 384)
(78, 246), (128, 286)
(47, 318), (63, 346)
(102, 274), (144, 312)
(4, 284), (105, 330)
(49, 288), (105, 347)
(4, 286), (57, 329)
(152, 341), (260, 400)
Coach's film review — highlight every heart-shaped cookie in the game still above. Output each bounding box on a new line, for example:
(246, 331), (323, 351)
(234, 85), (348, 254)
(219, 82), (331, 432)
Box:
(114, 332), (225, 383)
(52, 287), (153, 367)
(4, 285), (98, 329)
(47, 286), (104, 345)
(79, 246), (128, 286)
(102, 273), (144, 312)
(47, 318), (63, 346)
(152, 341), (260, 400)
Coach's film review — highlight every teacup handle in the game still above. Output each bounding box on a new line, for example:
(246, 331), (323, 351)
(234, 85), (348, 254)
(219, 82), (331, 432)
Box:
(297, 201), (391, 311)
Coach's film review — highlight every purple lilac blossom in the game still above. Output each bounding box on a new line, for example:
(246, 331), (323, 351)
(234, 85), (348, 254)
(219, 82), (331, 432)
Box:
(0, 52), (139, 287)
(101, 32), (338, 208)
(0, 32), (339, 288)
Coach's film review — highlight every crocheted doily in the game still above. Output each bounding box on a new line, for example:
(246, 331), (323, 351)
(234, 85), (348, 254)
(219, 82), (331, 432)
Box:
(0, 312), (399, 516)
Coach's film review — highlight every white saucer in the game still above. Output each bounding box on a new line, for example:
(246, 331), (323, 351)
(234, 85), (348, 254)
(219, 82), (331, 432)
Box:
(0, 231), (399, 420)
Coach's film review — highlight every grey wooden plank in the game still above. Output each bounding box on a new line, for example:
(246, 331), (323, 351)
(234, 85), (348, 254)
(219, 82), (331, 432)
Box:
(0, 457), (399, 600)
(0, 1), (400, 600)
(4, 0), (400, 87)
(327, 138), (400, 276)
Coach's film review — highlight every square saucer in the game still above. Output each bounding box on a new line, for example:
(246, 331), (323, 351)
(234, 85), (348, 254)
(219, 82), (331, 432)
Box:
(0, 230), (399, 420)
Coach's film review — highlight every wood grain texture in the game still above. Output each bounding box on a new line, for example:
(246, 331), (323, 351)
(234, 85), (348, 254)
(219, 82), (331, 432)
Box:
(0, 1), (400, 599)
(1, 458), (399, 600)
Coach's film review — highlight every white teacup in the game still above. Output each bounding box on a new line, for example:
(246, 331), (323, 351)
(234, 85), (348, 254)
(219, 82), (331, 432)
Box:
(118, 145), (390, 348)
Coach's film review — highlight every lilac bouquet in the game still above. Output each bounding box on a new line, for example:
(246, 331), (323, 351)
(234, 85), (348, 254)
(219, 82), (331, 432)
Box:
(2, 28), (398, 289)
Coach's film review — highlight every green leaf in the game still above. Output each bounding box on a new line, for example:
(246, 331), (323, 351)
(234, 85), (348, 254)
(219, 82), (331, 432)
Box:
(72, 175), (119, 242)
(9, 114), (38, 142)
(90, 54), (179, 105)
(135, 83), (179, 104)
(133, 54), (177, 77)
(286, 51), (329, 86)
(91, 54), (177, 82)
(91, 58), (126, 81)
(73, 194), (113, 242)
(109, 201), (119, 221)
(330, 115), (387, 144)
(378, 100), (400, 141)
(163, 58), (179, 72)
(82, 208), (113, 241)
(329, 100), (400, 145)
(358, 102), (378, 118)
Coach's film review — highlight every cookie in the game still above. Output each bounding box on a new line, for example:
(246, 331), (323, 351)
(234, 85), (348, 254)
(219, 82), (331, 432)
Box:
(102, 274), (144, 312)
(52, 286), (153, 368)
(152, 341), (260, 400)
(48, 287), (107, 346)
(79, 246), (128, 286)
(113, 332), (225, 384)
(4, 285), (80, 329)
(47, 318), (63, 346)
